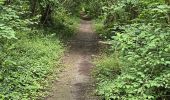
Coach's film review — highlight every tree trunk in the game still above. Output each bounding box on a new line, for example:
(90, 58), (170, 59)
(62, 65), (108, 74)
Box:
(40, 4), (53, 25)
(165, 0), (170, 23)
(30, 0), (38, 16)
(165, 0), (170, 4)
(4, 0), (12, 5)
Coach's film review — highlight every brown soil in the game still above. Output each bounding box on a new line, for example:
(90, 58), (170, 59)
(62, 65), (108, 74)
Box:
(46, 20), (99, 100)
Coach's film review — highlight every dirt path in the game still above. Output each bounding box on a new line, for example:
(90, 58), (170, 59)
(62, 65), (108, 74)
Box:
(46, 20), (99, 100)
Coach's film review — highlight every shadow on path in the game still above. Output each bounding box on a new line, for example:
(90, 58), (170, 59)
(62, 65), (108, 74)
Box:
(46, 20), (99, 100)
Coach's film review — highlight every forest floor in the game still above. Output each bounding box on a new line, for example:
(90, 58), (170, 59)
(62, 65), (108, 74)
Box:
(46, 20), (99, 100)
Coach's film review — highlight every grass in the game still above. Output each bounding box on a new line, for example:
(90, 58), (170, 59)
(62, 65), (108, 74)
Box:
(52, 11), (80, 39)
(93, 19), (104, 35)
(92, 53), (122, 99)
(0, 30), (64, 99)
(0, 11), (80, 99)
(93, 54), (121, 81)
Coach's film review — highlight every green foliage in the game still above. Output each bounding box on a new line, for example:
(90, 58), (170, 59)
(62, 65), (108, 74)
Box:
(94, 19), (105, 37)
(52, 7), (80, 38)
(94, 0), (170, 100)
(0, 30), (64, 99)
(93, 54), (121, 81)
(0, 24), (16, 39)
(96, 23), (170, 100)
(78, 0), (105, 18)
(0, 6), (20, 40)
(0, 0), (76, 99)
(95, 0), (170, 39)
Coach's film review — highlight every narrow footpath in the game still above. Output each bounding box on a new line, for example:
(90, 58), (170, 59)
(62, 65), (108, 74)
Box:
(46, 20), (99, 100)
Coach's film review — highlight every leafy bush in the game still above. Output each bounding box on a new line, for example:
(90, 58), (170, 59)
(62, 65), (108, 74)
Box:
(52, 7), (80, 38)
(94, 0), (170, 100)
(95, 23), (170, 100)
(0, 31), (64, 99)
(0, 0), (83, 99)
(95, 0), (170, 39)
(93, 54), (121, 81)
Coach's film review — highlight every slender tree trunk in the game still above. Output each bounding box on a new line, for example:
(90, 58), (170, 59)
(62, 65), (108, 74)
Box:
(30, 0), (38, 16)
(130, 7), (138, 20)
(4, 0), (12, 5)
(40, 4), (53, 25)
(165, 0), (170, 23)
(165, 0), (170, 4)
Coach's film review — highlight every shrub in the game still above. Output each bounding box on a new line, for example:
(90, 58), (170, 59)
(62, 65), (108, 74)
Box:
(0, 31), (64, 99)
(95, 23), (170, 100)
(94, 54), (121, 81)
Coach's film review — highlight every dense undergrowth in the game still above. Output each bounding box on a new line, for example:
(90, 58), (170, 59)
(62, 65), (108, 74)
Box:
(1, 0), (170, 100)
(93, 0), (170, 100)
(0, 31), (64, 99)
(0, 0), (78, 99)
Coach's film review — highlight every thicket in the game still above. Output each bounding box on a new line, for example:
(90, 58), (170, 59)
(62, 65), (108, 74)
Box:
(93, 0), (170, 100)
(0, 0), (78, 99)
(1, 0), (170, 99)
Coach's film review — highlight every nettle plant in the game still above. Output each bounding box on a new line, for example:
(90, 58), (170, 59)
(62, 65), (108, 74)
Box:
(98, 23), (170, 100)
